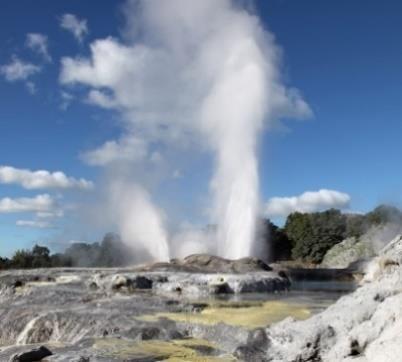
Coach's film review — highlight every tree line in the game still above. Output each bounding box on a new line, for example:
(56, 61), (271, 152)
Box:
(0, 233), (133, 270)
(1, 204), (401, 269)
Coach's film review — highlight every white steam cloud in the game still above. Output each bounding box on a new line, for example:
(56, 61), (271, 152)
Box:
(265, 189), (351, 218)
(109, 181), (169, 261)
(61, 0), (311, 260)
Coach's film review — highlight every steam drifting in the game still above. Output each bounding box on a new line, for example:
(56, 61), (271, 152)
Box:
(109, 181), (169, 261)
(61, 0), (311, 261)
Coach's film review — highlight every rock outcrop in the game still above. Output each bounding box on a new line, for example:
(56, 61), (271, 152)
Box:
(322, 237), (375, 269)
(258, 235), (402, 361)
(140, 253), (273, 273)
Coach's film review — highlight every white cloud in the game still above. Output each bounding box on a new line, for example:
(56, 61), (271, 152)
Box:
(36, 210), (64, 219)
(16, 220), (54, 229)
(25, 81), (36, 94)
(0, 165), (93, 190)
(172, 170), (182, 179)
(0, 194), (54, 213)
(60, 13), (88, 43)
(60, 91), (74, 110)
(26, 33), (52, 62)
(81, 136), (148, 166)
(265, 189), (351, 218)
(86, 89), (117, 109)
(0, 56), (40, 82)
(67, 239), (89, 245)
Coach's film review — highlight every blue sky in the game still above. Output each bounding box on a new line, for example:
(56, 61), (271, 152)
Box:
(1, 0), (402, 257)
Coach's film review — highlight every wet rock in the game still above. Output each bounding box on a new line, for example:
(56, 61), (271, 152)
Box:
(153, 272), (289, 296)
(132, 276), (153, 289)
(13, 280), (24, 288)
(10, 345), (52, 361)
(111, 275), (129, 290)
(76, 358), (90, 362)
(208, 279), (233, 294)
(139, 326), (161, 340)
(88, 282), (98, 290)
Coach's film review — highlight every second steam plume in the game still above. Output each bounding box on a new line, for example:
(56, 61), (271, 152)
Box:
(60, 0), (311, 261)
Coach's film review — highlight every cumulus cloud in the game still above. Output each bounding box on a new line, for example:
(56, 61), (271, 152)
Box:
(265, 189), (351, 218)
(0, 194), (54, 213)
(81, 136), (148, 166)
(60, 13), (88, 43)
(16, 220), (54, 229)
(0, 56), (40, 82)
(26, 33), (52, 62)
(0, 165), (93, 190)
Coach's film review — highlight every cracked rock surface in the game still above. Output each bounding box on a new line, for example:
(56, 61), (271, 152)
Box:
(0, 256), (290, 361)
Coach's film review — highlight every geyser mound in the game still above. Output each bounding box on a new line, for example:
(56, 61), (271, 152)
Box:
(138, 253), (274, 274)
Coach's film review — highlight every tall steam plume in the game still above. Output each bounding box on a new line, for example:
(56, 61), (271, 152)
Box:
(60, 0), (311, 261)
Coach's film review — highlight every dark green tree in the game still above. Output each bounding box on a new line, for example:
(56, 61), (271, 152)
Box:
(11, 249), (34, 269)
(285, 209), (347, 263)
(32, 245), (51, 268)
(260, 219), (292, 262)
(0, 257), (11, 269)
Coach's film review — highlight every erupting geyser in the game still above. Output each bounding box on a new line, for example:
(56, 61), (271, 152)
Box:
(61, 0), (311, 262)
(199, 15), (267, 259)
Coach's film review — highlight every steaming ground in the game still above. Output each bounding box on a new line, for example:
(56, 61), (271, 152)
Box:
(60, 0), (312, 263)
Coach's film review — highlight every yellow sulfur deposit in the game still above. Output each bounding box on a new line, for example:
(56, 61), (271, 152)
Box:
(93, 337), (236, 361)
(140, 300), (311, 329)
